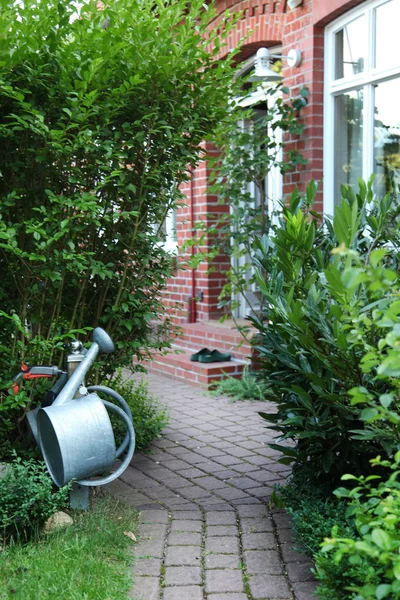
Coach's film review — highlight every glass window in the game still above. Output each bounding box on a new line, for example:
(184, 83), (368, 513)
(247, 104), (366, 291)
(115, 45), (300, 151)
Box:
(325, 0), (400, 212)
(335, 16), (365, 79)
(334, 90), (364, 196)
(374, 78), (400, 197)
(375, 0), (400, 71)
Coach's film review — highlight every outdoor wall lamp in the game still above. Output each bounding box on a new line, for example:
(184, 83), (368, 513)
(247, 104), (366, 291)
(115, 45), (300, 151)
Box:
(287, 0), (303, 9)
(249, 47), (302, 83)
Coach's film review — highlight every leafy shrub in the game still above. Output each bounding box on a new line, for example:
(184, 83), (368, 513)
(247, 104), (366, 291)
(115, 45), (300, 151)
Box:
(211, 366), (269, 401)
(101, 373), (169, 452)
(0, 0), (241, 451)
(251, 178), (400, 486)
(0, 458), (70, 544)
(316, 453), (400, 600)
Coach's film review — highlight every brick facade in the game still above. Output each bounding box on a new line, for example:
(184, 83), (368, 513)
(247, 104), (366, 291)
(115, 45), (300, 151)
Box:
(162, 0), (368, 327)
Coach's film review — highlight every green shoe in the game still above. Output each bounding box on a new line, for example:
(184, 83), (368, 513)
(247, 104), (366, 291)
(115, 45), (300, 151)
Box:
(190, 347), (210, 362)
(198, 349), (231, 363)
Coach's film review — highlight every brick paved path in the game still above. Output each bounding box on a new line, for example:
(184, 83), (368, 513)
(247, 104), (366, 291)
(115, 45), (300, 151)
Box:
(108, 373), (317, 600)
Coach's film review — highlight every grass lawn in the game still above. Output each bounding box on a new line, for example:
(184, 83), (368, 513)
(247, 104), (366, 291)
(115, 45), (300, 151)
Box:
(0, 496), (139, 600)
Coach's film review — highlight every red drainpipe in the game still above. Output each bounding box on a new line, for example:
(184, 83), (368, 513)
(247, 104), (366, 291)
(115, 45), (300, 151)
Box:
(188, 168), (197, 323)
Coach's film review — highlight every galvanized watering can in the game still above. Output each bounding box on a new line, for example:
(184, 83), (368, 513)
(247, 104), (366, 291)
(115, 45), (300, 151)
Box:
(25, 328), (135, 489)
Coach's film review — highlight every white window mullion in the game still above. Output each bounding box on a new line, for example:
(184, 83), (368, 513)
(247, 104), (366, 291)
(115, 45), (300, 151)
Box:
(363, 84), (375, 183)
(323, 23), (335, 216)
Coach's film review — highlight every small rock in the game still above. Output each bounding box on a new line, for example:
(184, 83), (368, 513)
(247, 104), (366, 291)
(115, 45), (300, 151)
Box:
(43, 511), (73, 533)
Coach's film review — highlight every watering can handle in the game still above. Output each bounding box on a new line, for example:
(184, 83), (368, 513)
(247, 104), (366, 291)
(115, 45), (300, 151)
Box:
(76, 400), (135, 487)
(53, 328), (115, 407)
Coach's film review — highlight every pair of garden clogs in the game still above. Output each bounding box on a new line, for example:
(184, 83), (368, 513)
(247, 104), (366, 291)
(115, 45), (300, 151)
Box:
(190, 347), (231, 363)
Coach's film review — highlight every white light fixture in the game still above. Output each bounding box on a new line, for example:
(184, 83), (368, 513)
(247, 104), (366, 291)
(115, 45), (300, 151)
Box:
(287, 0), (303, 8)
(249, 47), (302, 83)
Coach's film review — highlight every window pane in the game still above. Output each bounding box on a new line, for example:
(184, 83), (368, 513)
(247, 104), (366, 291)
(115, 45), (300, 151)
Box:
(374, 77), (400, 198)
(335, 16), (365, 79)
(375, 0), (400, 71)
(334, 90), (364, 202)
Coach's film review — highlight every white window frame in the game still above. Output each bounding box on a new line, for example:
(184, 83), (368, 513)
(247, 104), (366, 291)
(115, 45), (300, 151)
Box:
(324, 0), (400, 216)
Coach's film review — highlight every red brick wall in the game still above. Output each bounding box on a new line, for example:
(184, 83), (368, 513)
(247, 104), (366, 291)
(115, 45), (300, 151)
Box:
(161, 0), (368, 326)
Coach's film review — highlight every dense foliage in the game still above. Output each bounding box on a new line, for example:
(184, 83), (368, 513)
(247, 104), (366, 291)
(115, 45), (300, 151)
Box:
(0, 0), (240, 454)
(316, 454), (400, 600)
(0, 458), (70, 544)
(251, 178), (400, 486)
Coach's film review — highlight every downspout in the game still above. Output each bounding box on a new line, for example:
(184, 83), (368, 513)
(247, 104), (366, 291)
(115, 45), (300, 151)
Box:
(188, 168), (197, 323)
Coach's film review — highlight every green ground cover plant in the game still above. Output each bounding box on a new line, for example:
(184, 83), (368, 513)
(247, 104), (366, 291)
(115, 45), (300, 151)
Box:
(211, 366), (269, 401)
(0, 496), (139, 600)
(251, 178), (400, 486)
(0, 457), (70, 545)
(0, 0), (241, 457)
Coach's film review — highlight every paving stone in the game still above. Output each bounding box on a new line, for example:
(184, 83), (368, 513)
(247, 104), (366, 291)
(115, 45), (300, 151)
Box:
(168, 532), (202, 546)
(133, 558), (162, 576)
(206, 525), (238, 537)
(164, 567), (202, 586)
(205, 536), (240, 554)
(165, 546), (202, 566)
(194, 461), (228, 473)
(207, 595), (248, 600)
(163, 585), (203, 600)
(205, 569), (244, 594)
(180, 439), (206, 449)
(170, 520), (203, 533)
(199, 502), (234, 511)
(139, 523), (168, 539)
(291, 580), (318, 600)
(177, 467), (206, 479)
(194, 476), (228, 490)
(248, 575), (291, 599)
(281, 544), (310, 564)
(195, 434), (221, 443)
(206, 512), (237, 526)
(213, 468), (241, 480)
(229, 476), (263, 489)
(240, 517), (274, 534)
(213, 455), (244, 466)
(236, 505), (269, 518)
(231, 462), (262, 473)
(286, 561), (314, 582)
(248, 486), (273, 499)
(130, 576), (159, 600)
(205, 554), (241, 569)
(135, 539), (164, 558)
(277, 527), (296, 544)
(225, 446), (255, 458)
(172, 511), (202, 520)
(242, 533), (276, 550)
(195, 446), (225, 458)
(140, 509), (169, 524)
(244, 550), (282, 575)
(238, 440), (265, 450)
(231, 497), (262, 506)
(215, 488), (251, 501)
(179, 486), (214, 500)
(210, 440), (235, 449)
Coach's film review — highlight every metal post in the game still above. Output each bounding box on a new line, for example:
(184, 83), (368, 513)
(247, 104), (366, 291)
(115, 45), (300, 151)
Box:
(69, 482), (90, 510)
